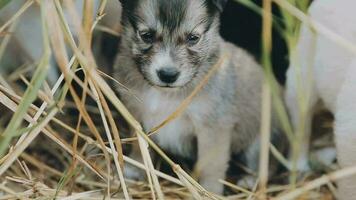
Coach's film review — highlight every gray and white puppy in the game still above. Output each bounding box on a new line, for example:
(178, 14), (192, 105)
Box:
(114, 0), (282, 194)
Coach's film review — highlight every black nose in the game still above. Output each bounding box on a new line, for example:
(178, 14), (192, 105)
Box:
(157, 68), (180, 84)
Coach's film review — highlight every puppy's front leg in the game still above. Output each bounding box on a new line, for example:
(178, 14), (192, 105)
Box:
(196, 126), (231, 194)
(124, 141), (146, 180)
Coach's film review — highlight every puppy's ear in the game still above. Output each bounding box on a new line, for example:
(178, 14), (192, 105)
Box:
(210, 0), (228, 12)
(118, 0), (127, 6)
(118, 0), (136, 8)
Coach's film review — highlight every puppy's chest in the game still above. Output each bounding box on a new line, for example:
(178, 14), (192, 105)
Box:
(135, 89), (208, 155)
(139, 89), (182, 123)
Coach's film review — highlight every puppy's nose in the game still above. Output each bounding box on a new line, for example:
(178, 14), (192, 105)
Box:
(157, 68), (180, 84)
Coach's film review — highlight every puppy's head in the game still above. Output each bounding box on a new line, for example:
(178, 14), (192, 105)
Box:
(119, 0), (227, 88)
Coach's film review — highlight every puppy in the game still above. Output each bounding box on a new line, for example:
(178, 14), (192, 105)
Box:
(114, 0), (283, 194)
(285, 0), (356, 199)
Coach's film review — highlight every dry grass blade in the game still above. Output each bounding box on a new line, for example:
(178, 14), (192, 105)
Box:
(59, 1), (185, 199)
(0, 183), (20, 199)
(20, 153), (63, 177)
(55, 0), (165, 198)
(82, 0), (94, 46)
(276, 165), (356, 200)
(0, 106), (58, 173)
(176, 172), (201, 199)
(0, 89), (105, 180)
(123, 156), (183, 186)
(0, 0), (33, 34)
(97, 89), (125, 168)
(0, 0), (51, 157)
(42, 130), (105, 181)
(46, 0), (112, 185)
(90, 80), (130, 199)
(59, 190), (102, 200)
(138, 135), (164, 199)
(97, 0), (107, 16)
(269, 143), (289, 169)
(0, 75), (12, 91)
(257, 0), (273, 198)
(220, 180), (255, 197)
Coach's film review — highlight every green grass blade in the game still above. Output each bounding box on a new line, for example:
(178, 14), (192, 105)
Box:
(0, 54), (50, 157)
(0, 0), (51, 157)
(0, 0), (11, 10)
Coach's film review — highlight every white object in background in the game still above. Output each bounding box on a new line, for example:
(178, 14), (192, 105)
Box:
(285, 0), (356, 199)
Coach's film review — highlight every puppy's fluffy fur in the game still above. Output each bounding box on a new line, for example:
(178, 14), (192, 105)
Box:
(114, 0), (283, 193)
(285, 0), (356, 199)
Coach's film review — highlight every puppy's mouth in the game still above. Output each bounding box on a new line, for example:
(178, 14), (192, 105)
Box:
(156, 84), (179, 88)
(154, 84), (183, 91)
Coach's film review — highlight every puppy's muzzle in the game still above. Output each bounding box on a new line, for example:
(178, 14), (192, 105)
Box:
(157, 68), (180, 84)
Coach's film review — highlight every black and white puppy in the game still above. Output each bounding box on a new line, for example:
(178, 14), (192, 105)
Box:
(114, 0), (283, 194)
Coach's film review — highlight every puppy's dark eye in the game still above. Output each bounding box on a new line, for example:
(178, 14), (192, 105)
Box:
(139, 31), (155, 44)
(186, 34), (201, 46)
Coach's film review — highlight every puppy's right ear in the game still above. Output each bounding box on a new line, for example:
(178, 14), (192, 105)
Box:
(118, 0), (126, 6)
(118, 0), (138, 26)
(119, 0), (138, 12)
(118, 0), (136, 6)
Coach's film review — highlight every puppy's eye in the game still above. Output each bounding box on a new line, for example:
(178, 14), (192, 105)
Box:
(139, 31), (155, 44)
(186, 34), (201, 46)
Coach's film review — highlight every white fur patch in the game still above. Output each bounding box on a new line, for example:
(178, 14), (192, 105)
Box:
(286, 0), (356, 198)
(139, 88), (194, 156)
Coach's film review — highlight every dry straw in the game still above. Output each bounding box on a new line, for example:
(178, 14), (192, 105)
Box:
(0, 0), (355, 199)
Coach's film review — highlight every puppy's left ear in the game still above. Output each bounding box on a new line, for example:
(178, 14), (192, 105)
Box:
(211, 0), (228, 12)
(118, 0), (137, 9)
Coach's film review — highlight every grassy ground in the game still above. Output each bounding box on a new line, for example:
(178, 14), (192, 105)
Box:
(0, 0), (345, 199)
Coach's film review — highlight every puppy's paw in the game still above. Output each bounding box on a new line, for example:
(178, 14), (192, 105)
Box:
(199, 178), (224, 195)
(237, 175), (257, 189)
(287, 155), (311, 172)
(313, 147), (336, 166)
(124, 165), (145, 181)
